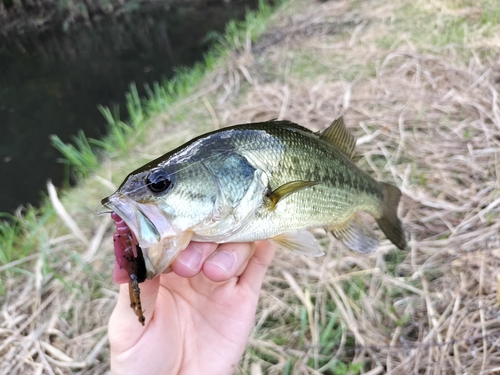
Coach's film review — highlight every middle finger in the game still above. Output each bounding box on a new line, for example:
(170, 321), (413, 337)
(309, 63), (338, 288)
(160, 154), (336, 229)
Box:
(171, 242), (218, 278)
(202, 242), (255, 282)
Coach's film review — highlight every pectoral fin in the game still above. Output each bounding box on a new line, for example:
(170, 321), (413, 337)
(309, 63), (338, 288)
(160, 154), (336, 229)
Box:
(331, 214), (379, 254)
(271, 231), (324, 257)
(268, 180), (318, 210)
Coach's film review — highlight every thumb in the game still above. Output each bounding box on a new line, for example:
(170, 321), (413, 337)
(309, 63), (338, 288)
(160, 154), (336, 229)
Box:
(108, 276), (160, 352)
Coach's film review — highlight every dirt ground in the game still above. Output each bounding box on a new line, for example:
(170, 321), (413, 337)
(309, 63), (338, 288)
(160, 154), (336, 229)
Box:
(1, 0), (500, 373)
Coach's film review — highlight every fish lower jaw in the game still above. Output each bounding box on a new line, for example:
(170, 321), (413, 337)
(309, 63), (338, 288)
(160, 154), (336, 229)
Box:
(142, 231), (194, 279)
(141, 253), (157, 279)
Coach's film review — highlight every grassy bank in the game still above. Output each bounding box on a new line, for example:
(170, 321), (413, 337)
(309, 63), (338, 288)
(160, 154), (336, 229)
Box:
(2, 0), (500, 373)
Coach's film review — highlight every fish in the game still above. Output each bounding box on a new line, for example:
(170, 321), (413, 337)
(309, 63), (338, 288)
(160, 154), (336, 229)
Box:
(102, 117), (407, 282)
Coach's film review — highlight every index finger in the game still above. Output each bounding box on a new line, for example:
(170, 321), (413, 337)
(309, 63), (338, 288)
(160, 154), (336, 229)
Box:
(237, 240), (276, 294)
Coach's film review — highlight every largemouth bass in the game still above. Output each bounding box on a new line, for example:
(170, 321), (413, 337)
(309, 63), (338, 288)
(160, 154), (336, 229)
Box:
(102, 117), (407, 282)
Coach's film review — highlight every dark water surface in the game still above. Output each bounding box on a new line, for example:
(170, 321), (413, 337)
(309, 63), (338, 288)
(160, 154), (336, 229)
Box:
(0, 1), (258, 214)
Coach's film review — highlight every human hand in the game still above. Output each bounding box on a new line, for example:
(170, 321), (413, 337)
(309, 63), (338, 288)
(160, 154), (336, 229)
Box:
(108, 241), (276, 375)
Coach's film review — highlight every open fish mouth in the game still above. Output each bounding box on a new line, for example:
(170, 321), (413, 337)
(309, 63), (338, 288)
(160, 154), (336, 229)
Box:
(102, 192), (190, 279)
(101, 193), (177, 249)
(103, 196), (188, 324)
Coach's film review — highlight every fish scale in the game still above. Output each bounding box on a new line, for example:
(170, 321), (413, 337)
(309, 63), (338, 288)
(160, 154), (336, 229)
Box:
(219, 123), (383, 232)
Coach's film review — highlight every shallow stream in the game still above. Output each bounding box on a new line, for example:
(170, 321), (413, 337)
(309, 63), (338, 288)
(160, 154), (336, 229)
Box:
(0, 1), (258, 213)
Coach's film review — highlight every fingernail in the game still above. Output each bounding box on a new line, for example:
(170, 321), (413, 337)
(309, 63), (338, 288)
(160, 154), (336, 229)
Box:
(177, 247), (202, 271)
(206, 251), (234, 273)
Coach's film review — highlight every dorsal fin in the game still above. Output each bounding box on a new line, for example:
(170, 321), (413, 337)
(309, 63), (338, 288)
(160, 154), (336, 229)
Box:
(319, 117), (357, 159)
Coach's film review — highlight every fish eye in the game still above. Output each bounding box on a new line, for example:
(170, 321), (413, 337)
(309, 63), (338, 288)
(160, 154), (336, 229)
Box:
(146, 170), (172, 193)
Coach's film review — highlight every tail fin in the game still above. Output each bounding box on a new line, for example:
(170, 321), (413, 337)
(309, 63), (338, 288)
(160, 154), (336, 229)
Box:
(375, 182), (407, 250)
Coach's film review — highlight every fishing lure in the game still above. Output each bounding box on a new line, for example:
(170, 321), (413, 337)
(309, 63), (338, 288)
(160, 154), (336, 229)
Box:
(112, 212), (147, 325)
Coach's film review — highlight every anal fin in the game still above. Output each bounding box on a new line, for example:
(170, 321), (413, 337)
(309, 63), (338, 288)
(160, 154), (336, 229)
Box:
(331, 214), (379, 254)
(271, 230), (324, 257)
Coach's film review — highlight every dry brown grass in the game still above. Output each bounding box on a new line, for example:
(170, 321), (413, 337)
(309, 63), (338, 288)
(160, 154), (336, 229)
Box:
(1, 0), (500, 373)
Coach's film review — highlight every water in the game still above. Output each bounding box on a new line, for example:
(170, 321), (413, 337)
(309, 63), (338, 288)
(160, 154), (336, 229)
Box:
(0, 1), (258, 214)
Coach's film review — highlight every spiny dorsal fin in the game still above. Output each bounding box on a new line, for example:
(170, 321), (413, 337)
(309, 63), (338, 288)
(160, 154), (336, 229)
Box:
(271, 231), (324, 257)
(319, 117), (356, 159)
(267, 180), (318, 210)
(330, 213), (379, 254)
